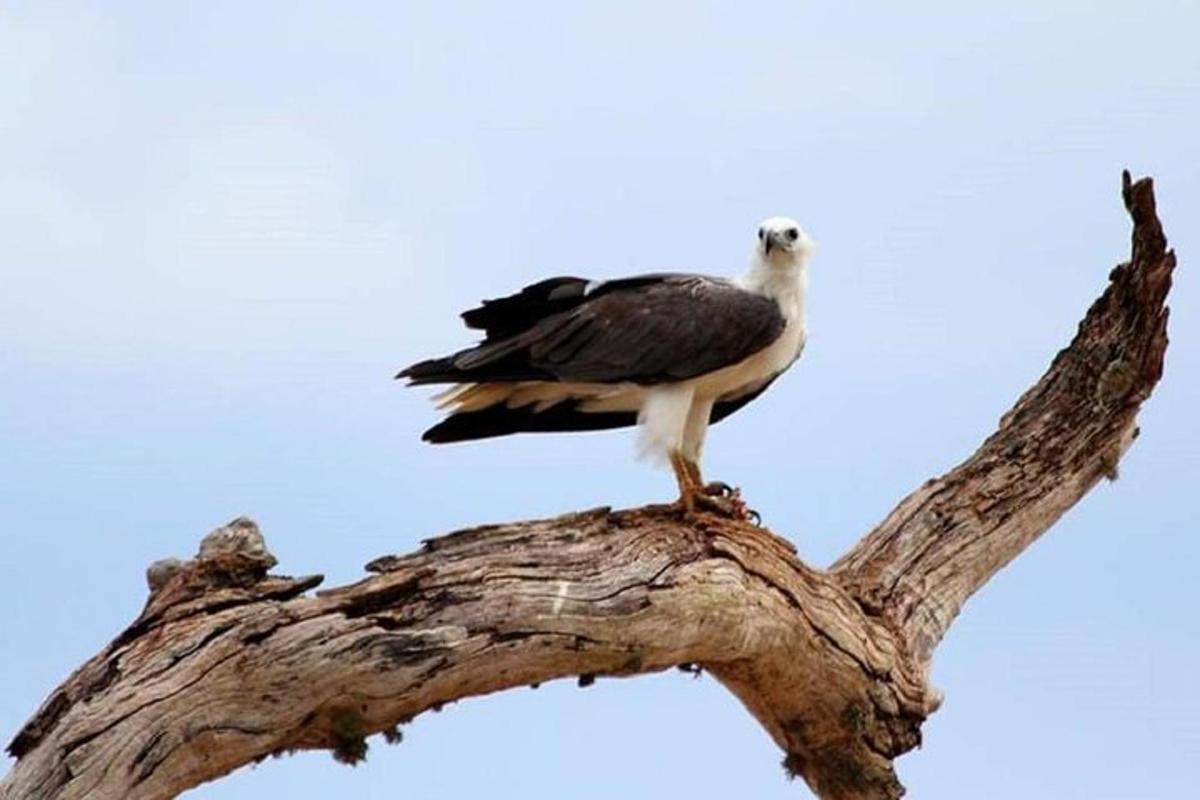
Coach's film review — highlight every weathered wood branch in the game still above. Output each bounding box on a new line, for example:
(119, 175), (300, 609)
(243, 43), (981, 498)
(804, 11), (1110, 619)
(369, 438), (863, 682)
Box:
(832, 172), (1175, 662)
(2, 174), (1174, 800)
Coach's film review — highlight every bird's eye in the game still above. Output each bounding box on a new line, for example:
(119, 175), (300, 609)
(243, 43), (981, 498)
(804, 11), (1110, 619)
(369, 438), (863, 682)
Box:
(786, 228), (799, 242)
(757, 228), (764, 240)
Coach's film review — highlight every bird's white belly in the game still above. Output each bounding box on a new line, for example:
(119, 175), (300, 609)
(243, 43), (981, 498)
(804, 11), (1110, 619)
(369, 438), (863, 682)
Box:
(687, 318), (806, 402)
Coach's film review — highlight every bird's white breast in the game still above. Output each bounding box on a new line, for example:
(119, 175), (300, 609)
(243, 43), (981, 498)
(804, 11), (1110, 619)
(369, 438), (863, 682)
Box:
(693, 263), (807, 401)
(688, 315), (805, 402)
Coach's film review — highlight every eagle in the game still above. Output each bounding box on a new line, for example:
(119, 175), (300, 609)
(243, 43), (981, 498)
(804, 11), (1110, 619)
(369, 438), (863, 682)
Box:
(398, 217), (811, 516)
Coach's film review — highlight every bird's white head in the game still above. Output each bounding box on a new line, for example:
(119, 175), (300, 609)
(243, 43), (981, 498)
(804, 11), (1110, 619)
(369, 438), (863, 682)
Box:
(755, 216), (813, 268)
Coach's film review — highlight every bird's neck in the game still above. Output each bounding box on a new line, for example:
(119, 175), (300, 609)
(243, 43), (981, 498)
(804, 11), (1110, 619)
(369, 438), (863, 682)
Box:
(736, 256), (808, 324)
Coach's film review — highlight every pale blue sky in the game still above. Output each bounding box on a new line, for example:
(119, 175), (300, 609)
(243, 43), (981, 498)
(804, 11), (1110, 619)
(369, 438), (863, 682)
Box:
(2, 2), (1197, 798)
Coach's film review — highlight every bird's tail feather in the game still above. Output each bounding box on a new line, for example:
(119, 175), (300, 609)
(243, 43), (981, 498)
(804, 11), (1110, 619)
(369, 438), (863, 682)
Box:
(396, 356), (461, 385)
(423, 402), (636, 443)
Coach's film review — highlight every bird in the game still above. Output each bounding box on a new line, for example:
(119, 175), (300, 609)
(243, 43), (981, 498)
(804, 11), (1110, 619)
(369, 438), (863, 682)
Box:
(397, 217), (811, 516)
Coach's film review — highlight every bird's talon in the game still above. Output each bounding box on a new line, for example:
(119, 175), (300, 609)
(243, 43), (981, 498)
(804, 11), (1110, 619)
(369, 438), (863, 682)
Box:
(727, 496), (760, 526)
(703, 481), (736, 498)
(684, 489), (763, 524)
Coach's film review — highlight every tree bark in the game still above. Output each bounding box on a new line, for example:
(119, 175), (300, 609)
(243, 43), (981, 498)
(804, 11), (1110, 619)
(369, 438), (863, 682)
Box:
(2, 173), (1174, 800)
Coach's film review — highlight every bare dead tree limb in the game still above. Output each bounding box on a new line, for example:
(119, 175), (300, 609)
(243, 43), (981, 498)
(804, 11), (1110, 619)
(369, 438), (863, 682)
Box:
(831, 171), (1174, 663)
(2, 173), (1174, 800)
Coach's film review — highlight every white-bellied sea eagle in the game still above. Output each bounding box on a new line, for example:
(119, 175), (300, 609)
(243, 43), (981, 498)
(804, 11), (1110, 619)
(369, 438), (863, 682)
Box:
(398, 217), (811, 516)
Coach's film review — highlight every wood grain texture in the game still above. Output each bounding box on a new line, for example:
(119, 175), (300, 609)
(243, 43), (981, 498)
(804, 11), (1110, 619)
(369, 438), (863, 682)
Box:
(2, 174), (1174, 800)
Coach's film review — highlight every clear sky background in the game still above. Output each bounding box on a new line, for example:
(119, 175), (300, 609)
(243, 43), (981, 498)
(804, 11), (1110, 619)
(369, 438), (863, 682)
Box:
(2, 2), (1197, 798)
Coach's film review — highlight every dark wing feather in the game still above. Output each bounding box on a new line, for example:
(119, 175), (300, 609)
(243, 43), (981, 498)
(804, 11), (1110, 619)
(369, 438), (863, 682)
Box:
(422, 401), (637, 443)
(460, 277), (590, 341)
(399, 275), (785, 386)
(459, 273), (683, 342)
(519, 276), (785, 383)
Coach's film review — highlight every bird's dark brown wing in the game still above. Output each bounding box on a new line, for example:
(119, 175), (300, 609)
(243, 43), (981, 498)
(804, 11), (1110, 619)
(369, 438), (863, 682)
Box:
(399, 275), (785, 386)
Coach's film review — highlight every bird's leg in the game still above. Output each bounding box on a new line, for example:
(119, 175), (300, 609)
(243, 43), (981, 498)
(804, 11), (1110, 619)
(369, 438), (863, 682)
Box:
(670, 452), (701, 513)
(681, 458), (731, 503)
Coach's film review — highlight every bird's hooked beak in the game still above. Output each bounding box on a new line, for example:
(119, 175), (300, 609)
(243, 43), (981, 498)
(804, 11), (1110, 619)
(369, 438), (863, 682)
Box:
(762, 231), (778, 256)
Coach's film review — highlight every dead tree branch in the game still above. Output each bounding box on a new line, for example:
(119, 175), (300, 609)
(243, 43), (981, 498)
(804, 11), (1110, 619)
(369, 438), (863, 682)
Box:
(1, 173), (1174, 800)
(832, 172), (1174, 663)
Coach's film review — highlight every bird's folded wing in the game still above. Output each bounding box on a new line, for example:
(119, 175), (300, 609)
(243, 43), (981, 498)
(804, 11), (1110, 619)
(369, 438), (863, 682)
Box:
(426, 276), (786, 386)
